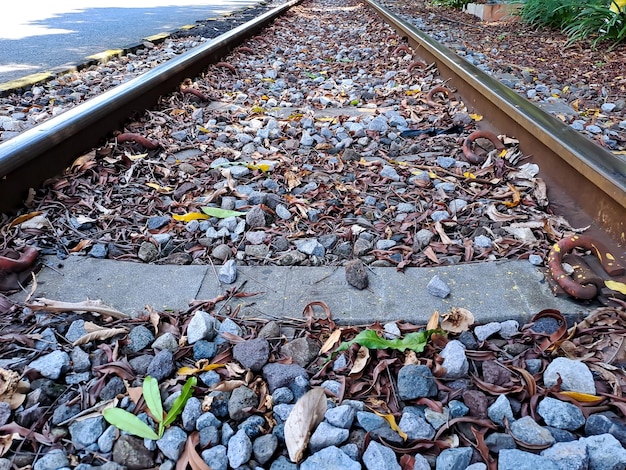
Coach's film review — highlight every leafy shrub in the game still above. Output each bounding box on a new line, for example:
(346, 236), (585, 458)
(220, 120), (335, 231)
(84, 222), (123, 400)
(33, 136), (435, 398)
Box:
(518, 0), (597, 29)
(431, 0), (473, 10)
(564, 2), (626, 48)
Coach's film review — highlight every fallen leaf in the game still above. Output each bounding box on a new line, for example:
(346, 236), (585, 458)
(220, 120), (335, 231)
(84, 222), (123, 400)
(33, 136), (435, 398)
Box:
(370, 409), (408, 440)
(285, 170), (302, 191)
(469, 113), (483, 121)
(69, 239), (93, 253)
(605, 280), (626, 295)
(335, 329), (434, 354)
(172, 212), (210, 222)
(426, 311), (440, 331)
(320, 329), (343, 354)
(72, 326), (128, 346)
(201, 207), (246, 218)
(349, 346), (370, 375)
(0, 433), (15, 458)
(440, 307), (474, 333)
(558, 391), (603, 404)
(285, 387), (327, 462)
(0, 369), (27, 410)
(8, 211), (43, 228)
(146, 182), (174, 193)
(178, 363), (225, 376)
(177, 432), (210, 470)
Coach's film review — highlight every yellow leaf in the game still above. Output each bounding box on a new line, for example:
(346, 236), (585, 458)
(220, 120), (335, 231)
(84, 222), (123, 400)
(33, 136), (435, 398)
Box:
(8, 211), (43, 228)
(503, 183), (521, 208)
(469, 113), (483, 121)
(127, 153), (148, 161)
(246, 162), (272, 172)
(177, 363), (225, 376)
(315, 117), (338, 123)
(463, 171), (476, 179)
(250, 106), (265, 114)
(428, 171), (437, 178)
(605, 280), (626, 295)
(571, 99), (579, 111)
(370, 409), (408, 440)
(559, 391), (603, 403)
(405, 90), (420, 96)
(146, 183), (173, 193)
(173, 212), (210, 222)
(498, 149), (508, 158)
(197, 126), (211, 133)
(612, 150), (626, 155)
(262, 95), (269, 100)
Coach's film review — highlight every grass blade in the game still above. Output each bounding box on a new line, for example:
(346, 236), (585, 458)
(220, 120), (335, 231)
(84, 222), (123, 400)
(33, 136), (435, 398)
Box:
(163, 376), (197, 427)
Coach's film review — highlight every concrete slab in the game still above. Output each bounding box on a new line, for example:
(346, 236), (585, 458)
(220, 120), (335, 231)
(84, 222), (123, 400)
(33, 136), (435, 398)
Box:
(10, 255), (593, 325)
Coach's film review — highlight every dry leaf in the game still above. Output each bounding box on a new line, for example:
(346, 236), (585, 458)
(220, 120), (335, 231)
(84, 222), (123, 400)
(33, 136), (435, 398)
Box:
(320, 329), (342, 354)
(426, 311), (440, 331)
(441, 308), (474, 333)
(72, 326), (128, 346)
(285, 170), (302, 191)
(27, 298), (128, 319)
(285, 387), (327, 462)
(177, 363), (224, 376)
(0, 369), (27, 410)
(0, 433), (15, 458)
(485, 204), (525, 222)
(349, 346), (370, 375)
(177, 432), (210, 470)
(8, 211), (43, 228)
(558, 391), (603, 404)
(148, 307), (160, 335)
(210, 379), (247, 392)
(370, 409), (408, 440)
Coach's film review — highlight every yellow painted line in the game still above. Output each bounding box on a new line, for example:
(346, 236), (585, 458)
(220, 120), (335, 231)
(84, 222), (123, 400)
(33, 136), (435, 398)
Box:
(85, 49), (124, 62)
(143, 32), (170, 42)
(0, 72), (53, 92)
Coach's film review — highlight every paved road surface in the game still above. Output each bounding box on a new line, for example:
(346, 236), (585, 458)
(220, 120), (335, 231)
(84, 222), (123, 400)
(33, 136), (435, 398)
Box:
(0, 0), (263, 84)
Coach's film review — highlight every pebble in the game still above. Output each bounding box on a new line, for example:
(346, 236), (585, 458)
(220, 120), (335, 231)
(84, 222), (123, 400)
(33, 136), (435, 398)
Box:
(202, 445), (228, 470)
(439, 340), (468, 378)
(543, 357), (596, 394)
(363, 441), (400, 470)
(227, 429), (253, 468)
(426, 275), (450, 298)
(397, 364), (437, 400)
(537, 397), (585, 431)
(233, 338), (270, 371)
(309, 421), (349, 452)
(218, 259), (237, 284)
(157, 426), (187, 460)
(474, 322), (501, 341)
(300, 446), (362, 470)
(29, 350), (70, 380)
(186, 310), (218, 344)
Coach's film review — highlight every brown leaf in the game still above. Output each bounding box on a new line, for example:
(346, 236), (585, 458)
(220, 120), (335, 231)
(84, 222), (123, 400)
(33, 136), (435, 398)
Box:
(285, 387), (327, 462)
(0, 369), (27, 410)
(72, 326), (128, 346)
(320, 329), (342, 354)
(0, 433), (14, 458)
(426, 311), (440, 331)
(349, 346), (370, 376)
(177, 432), (210, 470)
(147, 306), (161, 335)
(440, 307), (474, 333)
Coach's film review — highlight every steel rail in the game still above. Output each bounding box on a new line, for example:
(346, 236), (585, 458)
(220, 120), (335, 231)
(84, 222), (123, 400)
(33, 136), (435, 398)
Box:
(0, 0), (301, 213)
(366, 0), (626, 244)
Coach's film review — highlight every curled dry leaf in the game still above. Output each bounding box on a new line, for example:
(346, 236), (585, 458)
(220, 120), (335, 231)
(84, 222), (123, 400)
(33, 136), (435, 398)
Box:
(0, 369), (28, 410)
(320, 329), (342, 355)
(426, 311), (440, 331)
(440, 307), (474, 333)
(349, 346), (370, 376)
(72, 325), (129, 346)
(285, 387), (327, 462)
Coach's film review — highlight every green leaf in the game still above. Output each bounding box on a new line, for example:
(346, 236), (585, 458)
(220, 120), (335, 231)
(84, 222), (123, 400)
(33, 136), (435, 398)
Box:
(103, 408), (160, 440)
(201, 207), (246, 218)
(163, 376), (197, 427)
(335, 329), (433, 354)
(143, 376), (164, 424)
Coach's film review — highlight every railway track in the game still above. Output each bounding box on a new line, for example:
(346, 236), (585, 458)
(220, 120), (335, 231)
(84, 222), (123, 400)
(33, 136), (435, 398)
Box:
(0, 0), (624, 298)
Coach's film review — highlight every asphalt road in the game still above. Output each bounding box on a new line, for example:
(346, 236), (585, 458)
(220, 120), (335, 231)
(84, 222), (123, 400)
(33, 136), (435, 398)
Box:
(0, 0), (264, 84)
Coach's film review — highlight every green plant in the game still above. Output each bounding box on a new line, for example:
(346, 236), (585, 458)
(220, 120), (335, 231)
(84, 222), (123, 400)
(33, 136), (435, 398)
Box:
(103, 375), (197, 440)
(431, 0), (472, 10)
(564, 2), (626, 48)
(518, 0), (584, 29)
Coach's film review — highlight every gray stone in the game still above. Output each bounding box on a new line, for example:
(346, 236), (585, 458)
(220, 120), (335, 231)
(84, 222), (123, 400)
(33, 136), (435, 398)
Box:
(253, 434), (278, 465)
(182, 397), (202, 432)
(585, 413), (626, 445)
(199, 425), (220, 448)
(280, 337), (320, 367)
(138, 241), (159, 262)
(309, 421), (349, 452)
(100, 376), (125, 400)
(543, 358), (596, 394)
(295, 238), (325, 257)
(201, 445), (227, 470)
(498, 449), (558, 470)
(290, 375), (311, 401)
(439, 340), (468, 378)
(228, 386), (259, 421)
(529, 254), (543, 266)
(238, 414), (265, 438)
(380, 165), (400, 181)
(273, 403), (294, 422)
(437, 156), (456, 168)
(498, 320), (519, 339)
(581, 433), (626, 470)
(69, 416), (105, 448)
(246, 230), (267, 245)
(33, 449), (69, 470)
(127, 325), (155, 352)
(66, 320), (87, 343)
(321, 379), (341, 396)
(147, 350), (175, 381)
(112, 435), (155, 470)
(399, 409), (435, 440)
(270, 455), (299, 470)
(157, 426), (187, 461)
(0, 402), (11, 427)
(326, 404), (356, 429)
(510, 416), (555, 446)
(216, 317), (243, 345)
(272, 387), (294, 405)
(218, 259), (237, 284)
(227, 429), (252, 468)
(424, 407), (450, 430)
(221, 421), (235, 445)
(431, 210), (450, 222)
(412, 454), (431, 470)
(363, 440), (400, 470)
(427, 275), (450, 298)
(397, 364), (437, 400)
(541, 440), (588, 470)
(397, 202), (416, 213)
(151, 332), (178, 352)
(484, 432), (516, 453)
(448, 400), (469, 418)
(263, 363), (308, 393)
(487, 394), (515, 426)
(276, 204), (292, 220)
(211, 243), (232, 261)
(448, 198), (467, 214)
(196, 411), (221, 431)
(29, 350), (70, 380)
(70, 347), (91, 372)
(346, 258), (369, 290)
(300, 446), (362, 470)
(474, 322), (501, 342)
(356, 411), (387, 431)
(35, 327), (58, 351)
(233, 338), (270, 372)
(435, 447), (472, 470)
(537, 397), (585, 431)
(193, 340), (217, 360)
(97, 425), (117, 453)
(246, 205), (267, 228)
(376, 239), (397, 250)
(474, 235), (492, 248)
(414, 229), (434, 249)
